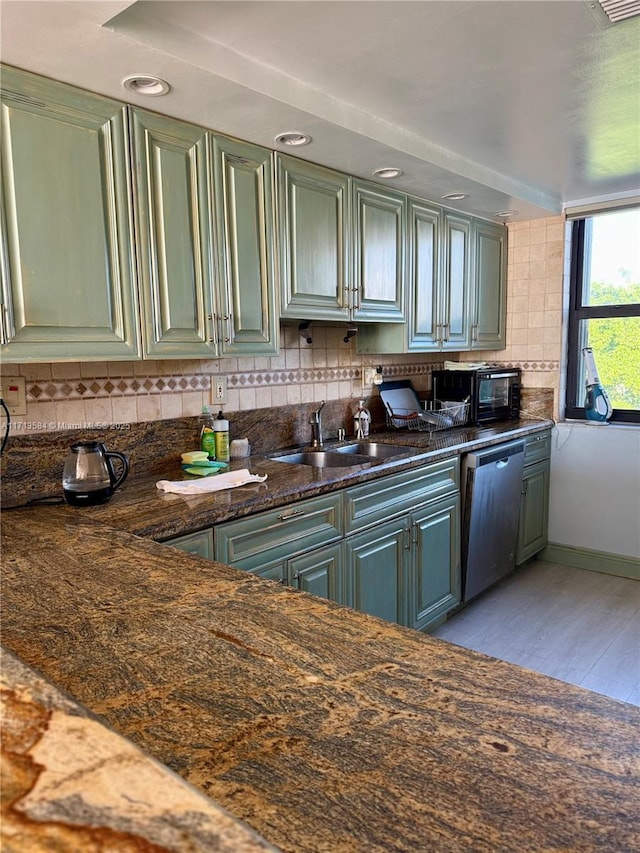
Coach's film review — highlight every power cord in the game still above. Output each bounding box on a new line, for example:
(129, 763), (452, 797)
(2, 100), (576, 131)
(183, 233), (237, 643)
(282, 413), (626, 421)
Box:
(0, 397), (10, 456)
(0, 397), (64, 508)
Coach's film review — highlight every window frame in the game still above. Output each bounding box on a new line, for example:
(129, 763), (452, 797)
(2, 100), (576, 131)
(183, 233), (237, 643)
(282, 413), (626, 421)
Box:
(565, 217), (640, 424)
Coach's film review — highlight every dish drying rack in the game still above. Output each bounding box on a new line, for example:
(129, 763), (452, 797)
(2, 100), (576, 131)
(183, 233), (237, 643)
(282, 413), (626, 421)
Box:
(384, 399), (470, 434)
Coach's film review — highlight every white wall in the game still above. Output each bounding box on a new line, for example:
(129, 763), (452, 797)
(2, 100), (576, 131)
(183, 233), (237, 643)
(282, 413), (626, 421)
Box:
(549, 423), (640, 559)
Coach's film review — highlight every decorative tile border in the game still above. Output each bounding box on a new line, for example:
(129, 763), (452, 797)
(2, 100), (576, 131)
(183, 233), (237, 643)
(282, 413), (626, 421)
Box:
(27, 374), (211, 403)
(23, 360), (555, 404)
(503, 361), (560, 372)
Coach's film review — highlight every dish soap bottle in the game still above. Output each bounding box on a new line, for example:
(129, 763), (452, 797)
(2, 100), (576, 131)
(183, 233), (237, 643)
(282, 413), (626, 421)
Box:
(200, 406), (217, 459)
(354, 399), (371, 439)
(214, 410), (230, 462)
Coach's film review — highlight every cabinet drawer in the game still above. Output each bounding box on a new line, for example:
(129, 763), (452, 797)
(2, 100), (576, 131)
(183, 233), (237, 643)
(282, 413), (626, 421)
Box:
(524, 430), (552, 465)
(344, 457), (459, 534)
(215, 493), (343, 570)
(164, 529), (214, 560)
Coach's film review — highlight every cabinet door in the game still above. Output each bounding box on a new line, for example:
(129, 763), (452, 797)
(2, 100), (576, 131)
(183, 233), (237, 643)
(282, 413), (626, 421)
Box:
(251, 561), (287, 583)
(131, 108), (215, 358)
(410, 495), (461, 632)
(345, 516), (409, 624)
(213, 136), (278, 355)
(441, 212), (472, 350)
(215, 493), (343, 571)
(277, 154), (350, 321)
(164, 529), (214, 560)
(471, 220), (507, 350)
(517, 459), (550, 565)
(352, 180), (406, 322)
(289, 542), (345, 604)
(0, 67), (140, 362)
(407, 199), (440, 350)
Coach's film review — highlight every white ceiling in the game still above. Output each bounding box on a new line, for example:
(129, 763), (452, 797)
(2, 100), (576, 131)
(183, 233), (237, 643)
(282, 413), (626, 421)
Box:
(1, 0), (639, 222)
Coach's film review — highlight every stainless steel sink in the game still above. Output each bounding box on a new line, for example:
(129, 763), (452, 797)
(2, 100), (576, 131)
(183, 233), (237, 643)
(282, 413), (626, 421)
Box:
(271, 450), (371, 467)
(335, 442), (408, 458)
(269, 441), (416, 468)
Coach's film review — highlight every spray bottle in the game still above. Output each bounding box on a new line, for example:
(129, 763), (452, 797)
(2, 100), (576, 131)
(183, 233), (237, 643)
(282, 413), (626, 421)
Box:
(583, 347), (612, 422)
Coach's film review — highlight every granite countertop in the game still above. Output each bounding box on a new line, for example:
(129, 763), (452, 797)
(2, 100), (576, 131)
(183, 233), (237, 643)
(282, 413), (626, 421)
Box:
(1, 647), (279, 852)
(53, 420), (555, 540)
(2, 486), (639, 851)
(3, 418), (639, 851)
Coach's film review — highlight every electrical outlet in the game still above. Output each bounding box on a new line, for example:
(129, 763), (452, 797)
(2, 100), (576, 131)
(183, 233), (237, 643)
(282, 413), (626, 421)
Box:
(212, 375), (227, 404)
(362, 366), (383, 389)
(0, 376), (27, 415)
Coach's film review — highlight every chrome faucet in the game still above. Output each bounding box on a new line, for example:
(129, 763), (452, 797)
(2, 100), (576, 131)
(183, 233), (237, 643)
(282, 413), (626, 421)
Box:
(309, 400), (326, 448)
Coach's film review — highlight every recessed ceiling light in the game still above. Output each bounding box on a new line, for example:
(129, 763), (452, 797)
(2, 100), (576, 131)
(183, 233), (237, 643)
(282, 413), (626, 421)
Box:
(442, 192), (469, 201)
(274, 132), (312, 146)
(122, 75), (170, 97)
(495, 209), (519, 218)
(372, 167), (403, 179)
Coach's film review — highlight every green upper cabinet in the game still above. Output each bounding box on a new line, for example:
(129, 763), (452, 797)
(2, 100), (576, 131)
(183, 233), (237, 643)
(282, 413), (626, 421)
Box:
(441, 211), (472, 350)
(356, 202), (471, 354)
(407, 198), (441, 350)
(277, 153), (350, 322)
(352, 179), (406, 322)
(131, 108), (215, 358)
(0, 66), (140, 362)
(131, 110), (278, 359)
(470, 219), (507, 350)
(212, 135), (278, 355)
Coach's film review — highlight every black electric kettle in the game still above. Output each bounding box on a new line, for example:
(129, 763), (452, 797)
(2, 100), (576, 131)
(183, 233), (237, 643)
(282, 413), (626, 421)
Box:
(62, 441), (129, 506)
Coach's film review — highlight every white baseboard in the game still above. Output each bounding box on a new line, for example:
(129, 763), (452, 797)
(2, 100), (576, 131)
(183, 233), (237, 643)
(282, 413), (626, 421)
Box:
(541, 543), (640, 581)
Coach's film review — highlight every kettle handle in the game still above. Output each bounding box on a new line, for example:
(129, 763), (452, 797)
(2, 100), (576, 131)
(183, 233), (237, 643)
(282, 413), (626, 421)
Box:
(104, 451), (129, 491)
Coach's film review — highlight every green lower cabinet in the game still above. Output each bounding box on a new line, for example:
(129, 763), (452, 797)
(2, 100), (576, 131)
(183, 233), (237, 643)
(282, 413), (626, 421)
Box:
(251, 561), (287, 584)
(344, 516), (409, 625)
(410, 494), (461, 631)
(516, 458), (551, 565)
(289, 543), (345, 604)
(164, 529), (214, 560)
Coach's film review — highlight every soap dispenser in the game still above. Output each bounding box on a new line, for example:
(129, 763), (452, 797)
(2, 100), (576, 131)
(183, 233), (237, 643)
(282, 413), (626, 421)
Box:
(354, 399), (371, 439)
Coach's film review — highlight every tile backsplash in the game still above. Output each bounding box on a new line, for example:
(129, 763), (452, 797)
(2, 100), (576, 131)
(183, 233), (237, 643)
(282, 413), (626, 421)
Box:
(5, 324), (443, 435)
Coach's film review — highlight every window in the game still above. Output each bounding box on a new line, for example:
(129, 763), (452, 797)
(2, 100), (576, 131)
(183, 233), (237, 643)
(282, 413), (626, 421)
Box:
(566, 206), (640, 423)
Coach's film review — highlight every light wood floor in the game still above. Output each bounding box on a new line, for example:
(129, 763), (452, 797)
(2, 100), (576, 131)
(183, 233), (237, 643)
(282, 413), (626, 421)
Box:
(430, 558), (640, 706)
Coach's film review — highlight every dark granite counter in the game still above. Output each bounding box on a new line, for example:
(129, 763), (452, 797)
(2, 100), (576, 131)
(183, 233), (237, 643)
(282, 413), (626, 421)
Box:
(2, 502), (639, 851)
(44, 419), (554, 541)
(3, 417), (639, 852)
(1, 648), (279, 852)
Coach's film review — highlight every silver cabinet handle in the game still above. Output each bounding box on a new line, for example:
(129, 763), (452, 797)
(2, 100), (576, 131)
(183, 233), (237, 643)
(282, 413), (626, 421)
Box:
(222, 313), (233, 344)
(412, 520), (418, 546)
(435, 323), (442, 343)
(352, 286), (360, 311)
(442, 322), (449, 342)
(207, 313), (217, 345)
(277, 508), (305, 521)
(404, 524), (411, 551)
(471, 323), (478, 342)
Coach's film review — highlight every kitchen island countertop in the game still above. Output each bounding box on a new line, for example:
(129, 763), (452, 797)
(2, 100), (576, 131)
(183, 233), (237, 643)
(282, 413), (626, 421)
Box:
(2, 492), (639, 852)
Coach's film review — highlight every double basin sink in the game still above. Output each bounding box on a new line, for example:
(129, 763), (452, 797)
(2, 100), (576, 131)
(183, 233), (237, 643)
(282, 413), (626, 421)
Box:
(269, 441), (421, 468)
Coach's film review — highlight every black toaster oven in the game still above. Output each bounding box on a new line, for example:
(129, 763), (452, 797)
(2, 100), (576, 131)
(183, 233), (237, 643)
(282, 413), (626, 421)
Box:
(432, 367), (521, 425)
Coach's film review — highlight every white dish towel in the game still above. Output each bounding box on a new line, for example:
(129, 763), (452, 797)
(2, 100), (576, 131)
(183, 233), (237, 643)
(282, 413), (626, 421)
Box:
(156, 468), (267, 495)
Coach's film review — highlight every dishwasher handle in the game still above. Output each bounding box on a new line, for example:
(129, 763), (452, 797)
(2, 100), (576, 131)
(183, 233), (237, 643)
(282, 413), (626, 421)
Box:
(466, 440), (525, 469)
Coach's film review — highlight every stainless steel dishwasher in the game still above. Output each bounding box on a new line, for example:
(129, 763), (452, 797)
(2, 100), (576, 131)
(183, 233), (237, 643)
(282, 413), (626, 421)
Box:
(461, 439), (525, 603)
